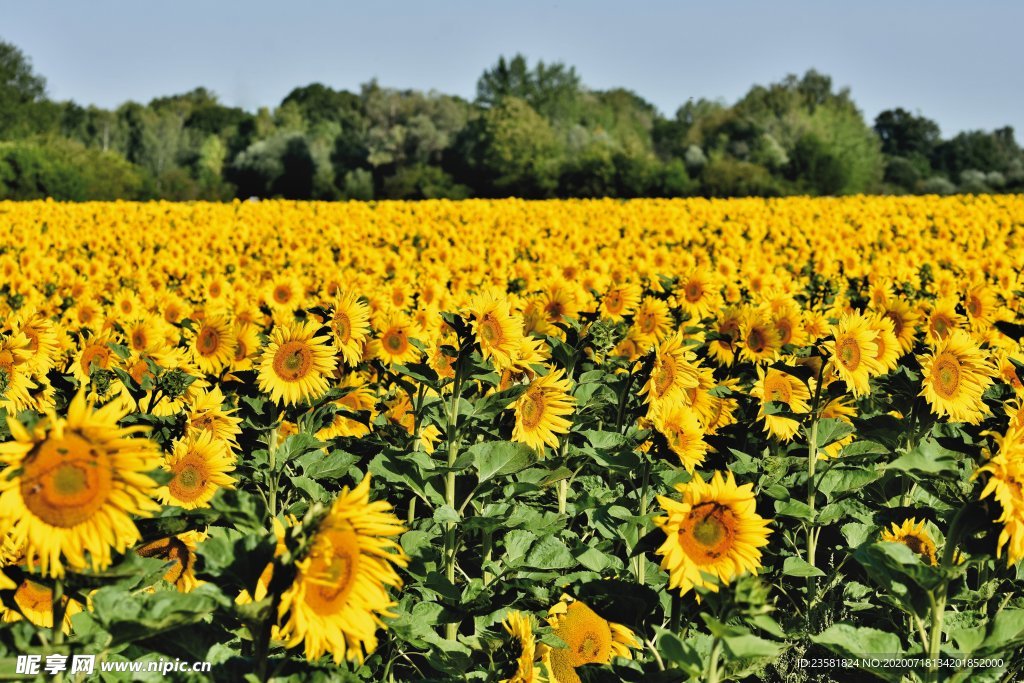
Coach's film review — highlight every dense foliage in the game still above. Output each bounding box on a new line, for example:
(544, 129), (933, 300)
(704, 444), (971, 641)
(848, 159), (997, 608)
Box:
(2, 42), (1023, 201)
(0, 197), (1023, 682)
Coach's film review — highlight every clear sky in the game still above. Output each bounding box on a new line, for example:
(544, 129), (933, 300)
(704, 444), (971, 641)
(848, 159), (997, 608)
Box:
(3, 0), (1022, 138)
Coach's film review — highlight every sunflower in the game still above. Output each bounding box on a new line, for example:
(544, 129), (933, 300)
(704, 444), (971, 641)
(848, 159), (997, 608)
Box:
(539, 595), (638, 683)
(467, 291), (525, 371)
(632, 296), (672, 344)
(7, 309), (59, 376)
(964, 282), (999, 331)
(918, 329), (994, 424)
(738, 309), (780, 364)
(655, 470), (773, 596)
(266, 275), (304, 312)
(867, 313), (902, 373)
(230, 321), (262, 372)
(331, 292), (372, 366)
(69, 332), (117, 384)
(501, 610), (545, 683)
(512, 368), (576, 453)
(879, 295), (920, 354)
(925, 298), (965, 345)
(124, 316), (166, 355)
(0, 392), (161, 577)
(371, 313), (421, 366)
(652, 404), (708, 472)
(880, 519), (938, 566)
(157, 432), (236, 509)
(771, 302), (807, 349)
(975, 427), (1024, 565)
(258, 321), (337, 406)
(707, 307), (743, 367)
(135, 530), (206, 591)
(316, 374), (378, 440)
(1, 579), (82, 633)
(190, 314), (237, 375)
(750, 367), (811, 442)
(185, 385), (243, 448)
(823, 314), (884, 397)
(0, 332), (37, 414)
(277, 476), (408, 665)
(640, 334), (701, 412)
(600, 282), (641, 322)
(677, 269), (720, 322)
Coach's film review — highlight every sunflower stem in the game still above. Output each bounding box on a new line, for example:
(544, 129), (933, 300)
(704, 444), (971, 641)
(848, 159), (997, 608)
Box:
(443, 344), (467, 642)
(805, 357), (826, 620)
(51, 577), (66, 647)
(637, 456), (651, 585)
(706, 635), (723, 683)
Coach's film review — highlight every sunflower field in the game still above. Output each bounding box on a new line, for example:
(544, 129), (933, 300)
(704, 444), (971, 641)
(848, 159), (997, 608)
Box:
(0, 196), (1024, 682)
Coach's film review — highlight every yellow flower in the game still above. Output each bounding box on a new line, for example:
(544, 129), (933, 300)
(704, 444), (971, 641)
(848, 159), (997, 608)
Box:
(258, 320), (337, 405)
(655, 470), (772, 596)
(512, 368), (576, 453)
(652, 404), (708, 472)
(824, 313), (885, 397)
(157, 431), (236, 509)
(640, 334), (701, 411)
(277, 476), (408, 664)
(0, 392), (161, 577)
(135, 530), (207, 591)
(880, 519), (938, 566)
(539, 595), (638, 683)
(501, 610), (545, 683)
(190, 314), (237, 375)
(918, 329), (994, 424)
(975, 427), (1024, 565)
(750, 367), (810, 441)
(467, 290), (525, 371)
(330, 291), (371, 366)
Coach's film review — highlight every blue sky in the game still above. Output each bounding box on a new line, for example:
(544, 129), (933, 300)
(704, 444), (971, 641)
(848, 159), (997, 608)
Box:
(3, 0), (1022, 138)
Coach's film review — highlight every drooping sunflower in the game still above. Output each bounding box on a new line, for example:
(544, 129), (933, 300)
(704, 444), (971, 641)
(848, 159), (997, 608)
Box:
(277, 476), (408, 665)
(0, 392), (162, 577)
(512, 368), (576, 453)
(467, 291), (525, 371)
(500, 610), (545, 683)
(640, 334), (701, 412)
(157, 431), (236, 509)
(258, 321), (337, 406)
(652, 404), (708, 472)
(1, 579), (82, 633)
(538, 595), (638, 683)
(975, 427), (1024, 565)
(918, 329), (994, 424)
(750, 366), (811, 442)
(706, 306), (743, 367)
(655, 470), (773, 596)
(185, 385), (243, 448)
(330, 291), (372, 366)
(190, 314), (237, 375)
(135, 530), (206, 592)
(880, 519), (938, 566)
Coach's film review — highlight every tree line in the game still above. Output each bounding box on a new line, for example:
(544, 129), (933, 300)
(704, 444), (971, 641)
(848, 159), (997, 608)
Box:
(1, 41), (1022, 201)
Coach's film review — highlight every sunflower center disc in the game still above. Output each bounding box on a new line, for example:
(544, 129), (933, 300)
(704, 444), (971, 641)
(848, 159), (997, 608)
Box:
(198, 328), (220, 355)
(934, 355), (961, 398)
(519, 390), (546, 429)
(837, 336), (861, 370)
(21, 431), (114, 528)
(274, 341), (313, 380)
(680, 502), (737, 564)
(309, 529), (361, 610)
(652, 358), (675, 398)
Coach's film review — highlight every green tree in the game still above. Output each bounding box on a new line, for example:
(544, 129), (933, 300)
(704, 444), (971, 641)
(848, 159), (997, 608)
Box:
(467, 97), (561, 197)
(0, 39), (47, 138)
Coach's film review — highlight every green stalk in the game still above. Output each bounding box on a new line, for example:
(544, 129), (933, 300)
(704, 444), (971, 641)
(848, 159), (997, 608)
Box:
(51, 577), (66, 647)
(706, 635), (723, 683)
(443, 350), (466, 642)
(805, 359), (826, 616)
(637, 457), (651, 585)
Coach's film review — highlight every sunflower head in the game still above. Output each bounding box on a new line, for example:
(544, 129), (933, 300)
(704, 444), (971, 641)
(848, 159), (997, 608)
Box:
(539, 595), (638, 683)
(880, 518), (938, 566)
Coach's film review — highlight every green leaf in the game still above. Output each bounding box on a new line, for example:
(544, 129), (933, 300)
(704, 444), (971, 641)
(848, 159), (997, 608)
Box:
(782, 555), (825, 577)
(721, 633), (783, 659)
(812, 418), (854, 448)
(525, 536), (574, 569)
(811, 624), (905, 682)
(774, 499), (814, 522)
(433, 505), (461, 525)
(884, 438), (959, 475)
(468, 440), (537, 483)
